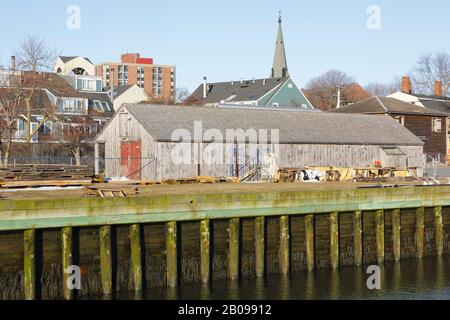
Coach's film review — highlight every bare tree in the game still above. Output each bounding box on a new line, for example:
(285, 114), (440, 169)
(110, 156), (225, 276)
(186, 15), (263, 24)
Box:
(175, 87), (190, 104)
(412, 51), (450, 95)
(14, 35), (58, 142)
(0, 73), (23, 165)
(365, 81), (399, 97)
(63, 117), (96, 166)
(305, 70), (364, 110)
(15, 34), (56, 72)
(146, 95), (176, 105)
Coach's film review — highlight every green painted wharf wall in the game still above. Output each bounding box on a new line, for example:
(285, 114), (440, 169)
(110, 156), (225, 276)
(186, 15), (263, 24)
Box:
(1, 185), (450, 299)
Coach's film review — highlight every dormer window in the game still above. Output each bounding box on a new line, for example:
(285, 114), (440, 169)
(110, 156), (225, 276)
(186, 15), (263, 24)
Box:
(94, 101), (104, 112)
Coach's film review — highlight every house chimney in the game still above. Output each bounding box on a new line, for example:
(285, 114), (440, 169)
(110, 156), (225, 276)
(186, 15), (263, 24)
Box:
(401, 76), (412, 94)
(10, 56), (16, 70)
(202, 76), (207, 98)
(434, 80), (443, 97)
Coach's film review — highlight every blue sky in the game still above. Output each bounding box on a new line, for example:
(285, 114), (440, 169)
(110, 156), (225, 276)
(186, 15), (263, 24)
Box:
(0, 0), (449, 92)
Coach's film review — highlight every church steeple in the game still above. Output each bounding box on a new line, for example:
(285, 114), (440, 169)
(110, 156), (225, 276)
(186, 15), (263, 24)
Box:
(271, 12), (289, 78)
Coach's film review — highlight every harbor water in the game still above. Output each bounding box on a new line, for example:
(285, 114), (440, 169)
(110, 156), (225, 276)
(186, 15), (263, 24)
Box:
(94, 256), (450, 300)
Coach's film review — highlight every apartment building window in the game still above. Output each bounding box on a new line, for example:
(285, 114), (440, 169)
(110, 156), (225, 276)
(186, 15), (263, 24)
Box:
(432, 117), (442, 133)
(102, 65), (110, 86)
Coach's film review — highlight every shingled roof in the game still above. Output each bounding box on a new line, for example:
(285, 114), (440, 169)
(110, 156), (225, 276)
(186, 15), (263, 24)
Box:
(59, 56), (93, 64)
(413, 94), (450, 115)
(102, 103), (423, 146)
(189, 77), (288, 104)
(329, 96), (448, 116)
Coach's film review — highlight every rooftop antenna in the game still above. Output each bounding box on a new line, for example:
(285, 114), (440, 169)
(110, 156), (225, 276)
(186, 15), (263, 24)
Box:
(278, 10), (282, 23)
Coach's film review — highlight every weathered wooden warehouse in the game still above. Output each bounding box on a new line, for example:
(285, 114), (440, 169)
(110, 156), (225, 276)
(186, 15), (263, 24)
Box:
(95, 104), (425, 180)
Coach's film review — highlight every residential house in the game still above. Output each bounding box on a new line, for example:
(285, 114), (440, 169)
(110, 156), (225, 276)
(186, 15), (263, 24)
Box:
(388, 77), (450, 113)
(1, 72), (113, 142)
(189, 77), (314, 110)
(54, 56), (96, 76)
(388, 76), (450, 156)
(105, 84), (149, 111)
(188, 15), (314, 110)
(60, 74), (114, 128)
(329, 96), (448, 161)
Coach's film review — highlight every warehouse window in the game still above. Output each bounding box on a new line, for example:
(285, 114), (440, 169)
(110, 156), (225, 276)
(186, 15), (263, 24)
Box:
(432, 118), (442, 133)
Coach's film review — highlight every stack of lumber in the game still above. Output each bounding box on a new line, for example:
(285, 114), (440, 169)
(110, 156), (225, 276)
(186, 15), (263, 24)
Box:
(0, 164), (93, 189)
(161, 176), (240, 185)
(0, 164), (93, 181)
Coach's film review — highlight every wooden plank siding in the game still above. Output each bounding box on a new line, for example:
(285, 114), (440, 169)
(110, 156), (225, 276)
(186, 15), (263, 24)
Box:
(402, 114), (447, 156)
(98, 110), (425, 180)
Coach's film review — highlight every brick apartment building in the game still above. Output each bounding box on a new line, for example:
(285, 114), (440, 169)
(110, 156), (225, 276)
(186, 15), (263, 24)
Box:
(96, 53), (176, 101)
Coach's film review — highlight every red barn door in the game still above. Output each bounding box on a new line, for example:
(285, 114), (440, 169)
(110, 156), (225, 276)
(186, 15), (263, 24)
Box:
(120, 141), (141, 180)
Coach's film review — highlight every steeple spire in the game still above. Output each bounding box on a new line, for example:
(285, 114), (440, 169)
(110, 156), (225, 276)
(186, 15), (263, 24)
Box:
(271, 12), (289, 78)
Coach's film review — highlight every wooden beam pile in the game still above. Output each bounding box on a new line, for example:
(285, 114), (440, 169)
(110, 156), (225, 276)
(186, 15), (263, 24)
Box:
(0, 164), (93, 182)
(161, 176), (240, 185)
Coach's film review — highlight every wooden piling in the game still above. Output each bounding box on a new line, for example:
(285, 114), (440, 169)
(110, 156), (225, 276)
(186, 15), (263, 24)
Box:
(304, 214), (315, 271)
(392, 209), (401, 262)
(99, 225), (113, 295)
(415, 207), (425, 259)
(23, 229), (36, 300)
(200, 219), (210, 284)
(228, 217), (240, 280)
(434, 206), (444, 256)
(166, 221), (178, 287)
(375, 210), (385, 264)
(254, 216), (265, 278)
(329, 212), (339, 270)
(61, 226), (73, 300)
(279, 215), (290, 274)
(129, 224), (142, 291)
(353, 211), (363, 266)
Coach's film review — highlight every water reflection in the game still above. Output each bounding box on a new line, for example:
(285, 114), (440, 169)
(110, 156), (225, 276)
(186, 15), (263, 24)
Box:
(111, 256), (450, 300)
(329, 271), (340, 300)
(253, 277), (266, 300)
(304, 272), (315, 300)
